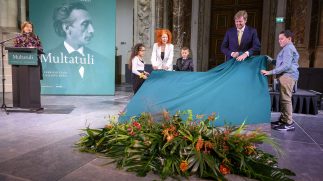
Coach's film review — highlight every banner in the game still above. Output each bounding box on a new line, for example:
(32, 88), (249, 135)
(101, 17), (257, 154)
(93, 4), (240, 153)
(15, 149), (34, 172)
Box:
(29, 0), (116, 95)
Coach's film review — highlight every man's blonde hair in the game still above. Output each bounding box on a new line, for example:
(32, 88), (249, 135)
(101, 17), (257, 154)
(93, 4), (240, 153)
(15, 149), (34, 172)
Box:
(234, 10), (248, 21)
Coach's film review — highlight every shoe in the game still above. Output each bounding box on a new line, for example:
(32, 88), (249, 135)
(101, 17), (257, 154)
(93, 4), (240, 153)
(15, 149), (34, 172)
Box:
(271, 120), (284, 127)
(274, 123), (295, 131)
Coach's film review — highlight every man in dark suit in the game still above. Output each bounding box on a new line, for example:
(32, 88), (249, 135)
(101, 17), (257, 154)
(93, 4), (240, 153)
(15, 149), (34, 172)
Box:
(42, 2), (109, 95)
(221, 10), (261, 61)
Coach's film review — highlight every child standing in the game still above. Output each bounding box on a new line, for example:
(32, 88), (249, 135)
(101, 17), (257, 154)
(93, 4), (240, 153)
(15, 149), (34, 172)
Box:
(128, 43), (149, 94)
(261, 30), (299, 131)
(175, 47), (194, 71)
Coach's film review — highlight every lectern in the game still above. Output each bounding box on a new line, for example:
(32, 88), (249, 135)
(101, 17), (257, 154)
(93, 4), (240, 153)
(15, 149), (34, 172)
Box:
(6, 47), (41, 109)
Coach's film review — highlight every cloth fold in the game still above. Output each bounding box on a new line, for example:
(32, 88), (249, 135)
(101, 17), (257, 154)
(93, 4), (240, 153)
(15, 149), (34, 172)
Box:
(120, 55), (270, 126)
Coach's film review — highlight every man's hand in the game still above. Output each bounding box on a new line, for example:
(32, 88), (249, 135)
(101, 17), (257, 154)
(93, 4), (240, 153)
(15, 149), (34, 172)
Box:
(231, 52), (239, 58)
(261, 70), (270, 76)
(152, 66), (158, 70)
(236, 53), (248, 61)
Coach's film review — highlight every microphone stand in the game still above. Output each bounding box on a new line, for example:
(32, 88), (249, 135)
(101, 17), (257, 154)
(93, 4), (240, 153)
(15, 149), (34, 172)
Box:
(0, 35), (19, 114)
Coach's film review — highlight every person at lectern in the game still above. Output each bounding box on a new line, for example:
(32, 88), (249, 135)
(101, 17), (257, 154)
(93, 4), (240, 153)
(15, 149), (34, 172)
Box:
(14, 21), (44, 79)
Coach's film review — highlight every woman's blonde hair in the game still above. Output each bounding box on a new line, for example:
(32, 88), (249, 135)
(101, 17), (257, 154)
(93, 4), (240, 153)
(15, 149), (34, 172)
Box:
(20, 21), (33, 33)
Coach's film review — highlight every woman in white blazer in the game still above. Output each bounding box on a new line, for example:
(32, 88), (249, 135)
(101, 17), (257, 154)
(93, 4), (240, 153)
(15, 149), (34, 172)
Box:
(151, 29), (174, 71)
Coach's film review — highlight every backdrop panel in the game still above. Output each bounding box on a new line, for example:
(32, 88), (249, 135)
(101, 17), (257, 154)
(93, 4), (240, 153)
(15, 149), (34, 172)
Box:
(29, 0), (116, 95)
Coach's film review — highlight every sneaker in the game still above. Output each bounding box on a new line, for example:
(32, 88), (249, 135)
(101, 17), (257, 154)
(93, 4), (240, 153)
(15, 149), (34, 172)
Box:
(274, 123), (295, 131)
(271, 120), (284, 127)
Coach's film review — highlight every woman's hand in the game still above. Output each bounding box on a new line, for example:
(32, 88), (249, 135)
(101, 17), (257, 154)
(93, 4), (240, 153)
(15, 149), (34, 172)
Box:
(162, 65), (169, 70)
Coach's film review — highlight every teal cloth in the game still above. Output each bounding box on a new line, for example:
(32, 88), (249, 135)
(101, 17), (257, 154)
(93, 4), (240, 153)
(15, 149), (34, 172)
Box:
(121, 55), (270, 126)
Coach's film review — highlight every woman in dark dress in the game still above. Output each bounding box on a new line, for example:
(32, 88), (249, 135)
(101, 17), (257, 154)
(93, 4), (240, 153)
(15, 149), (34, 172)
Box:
(14, 21), (44, 79)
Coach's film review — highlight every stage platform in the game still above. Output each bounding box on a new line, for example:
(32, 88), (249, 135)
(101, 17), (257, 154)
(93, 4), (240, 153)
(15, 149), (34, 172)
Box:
(0, 84), (323, 181)
(270, 89), (322, 115)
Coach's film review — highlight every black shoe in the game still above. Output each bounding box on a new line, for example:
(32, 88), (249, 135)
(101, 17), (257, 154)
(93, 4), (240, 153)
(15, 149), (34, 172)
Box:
(274, 123), (295, 131)
(271, 120), (284, 127)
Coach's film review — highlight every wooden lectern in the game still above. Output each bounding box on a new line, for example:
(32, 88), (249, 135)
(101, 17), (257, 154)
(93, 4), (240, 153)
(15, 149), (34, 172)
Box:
(6, 47), (42, 109)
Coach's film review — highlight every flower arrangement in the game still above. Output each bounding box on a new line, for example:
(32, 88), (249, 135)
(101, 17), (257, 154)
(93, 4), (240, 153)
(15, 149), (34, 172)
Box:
(76, 110), (295, 180)
(139, 72), (149, 79)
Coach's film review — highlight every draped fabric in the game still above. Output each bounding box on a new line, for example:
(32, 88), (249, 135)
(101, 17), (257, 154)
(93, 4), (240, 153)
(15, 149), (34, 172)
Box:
(120, 56), (270, 126)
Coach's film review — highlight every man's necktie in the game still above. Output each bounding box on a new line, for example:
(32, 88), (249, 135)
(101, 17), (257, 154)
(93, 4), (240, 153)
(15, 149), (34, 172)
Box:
(238, 30), (242, 45)
(79, 66), (84, 79)
(70, 51), (85, 79)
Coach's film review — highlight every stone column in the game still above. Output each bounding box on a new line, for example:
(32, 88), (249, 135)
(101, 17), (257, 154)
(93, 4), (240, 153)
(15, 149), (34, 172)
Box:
(0, 0), (18, 29)
(196, 0), (211, 71)
(171, 0), (191, 61)
(134, 0), (155, 62)
(172, 0), (185, 48)
(155, 0), (164, 29)
(314, 6), (323, 67)
(190, 0), (198, 71)
(289, 0), (311, 67)
(0, 0), (20, 93)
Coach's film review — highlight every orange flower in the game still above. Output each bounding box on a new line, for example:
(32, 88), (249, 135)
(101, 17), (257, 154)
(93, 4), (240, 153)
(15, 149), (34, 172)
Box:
(204, 141), (213, 149)
(169, 125), (176, 132)
(180, 160), (188, 172)
(105, 124), (113, 129)
(162, 127), (170, 138)
(132, 121), (141, 130)
(219, 164), (230, 175)
(166, 135), (174, 142)
(207, 113), (216, 121)
(196, 114), (205, 119)
(223, 129), (230, 135)
(244, 145), (256, 155)
(195, 137), (204, 152)
(162, 110), (170, 120)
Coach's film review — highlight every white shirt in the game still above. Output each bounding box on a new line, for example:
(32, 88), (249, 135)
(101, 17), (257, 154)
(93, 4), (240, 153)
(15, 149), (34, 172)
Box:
(237, 26), (246, 35)
(64, 41), (85, 56)
(150, 43), (174, 71)
(132, 56), (145, 76)
(231, 26), (249, 57)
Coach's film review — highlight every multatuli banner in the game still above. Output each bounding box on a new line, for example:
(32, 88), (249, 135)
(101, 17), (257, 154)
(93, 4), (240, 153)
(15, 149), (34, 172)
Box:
(30, 0), (116, 95)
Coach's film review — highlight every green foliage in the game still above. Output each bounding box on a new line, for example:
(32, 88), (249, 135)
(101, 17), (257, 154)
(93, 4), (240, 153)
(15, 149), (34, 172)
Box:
(76, 110), (295, 180)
